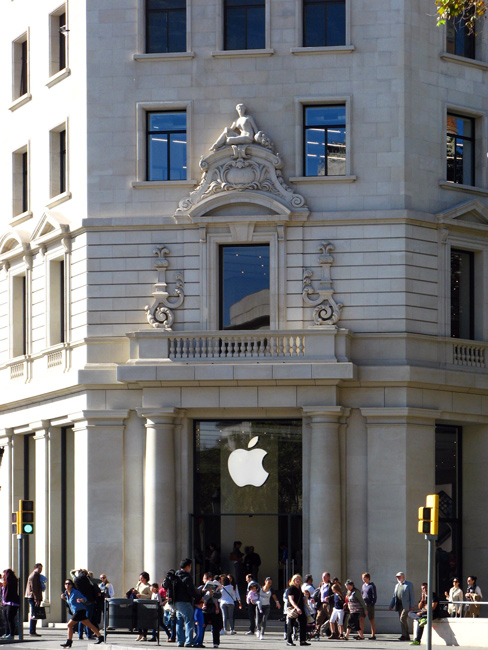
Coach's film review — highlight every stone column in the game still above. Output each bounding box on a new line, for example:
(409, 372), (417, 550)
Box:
(360, 408), (438, 600)
(70, 410), (128, 587)
(32, 422), (49, 625)
(0, 430), (13, 567)
(140, 409), (179, 581)
(303, 406), (348, 580)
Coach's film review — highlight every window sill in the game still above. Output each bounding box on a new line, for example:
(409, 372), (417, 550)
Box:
(290, 45), (355, 55)
(290, 175), (357, 183)
(211, 48), (274, 58)
(10, 210), (33, 226)
(9, 93), (32, 112)
(439, 181), (488, 197)
(45, 191), (72, 208)
(46, 67), (71, 88)
(132, 180), (196, 189)
(440, 52), (488, 71)
(133, 52), (195, 62)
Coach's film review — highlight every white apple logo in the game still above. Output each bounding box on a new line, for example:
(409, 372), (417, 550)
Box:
(227, 436), (269, 488)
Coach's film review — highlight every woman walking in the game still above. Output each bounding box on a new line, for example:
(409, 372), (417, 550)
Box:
(1, 569), (20, 640)
(286, 574), (310, 647)
(60, 578), (104, 648)
(257, 577), (281, 640)
(220, 576), (241, 634)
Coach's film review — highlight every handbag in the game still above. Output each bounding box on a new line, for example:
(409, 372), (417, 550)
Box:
(33, 605), (46, 620)
(287, 606), (299, 619)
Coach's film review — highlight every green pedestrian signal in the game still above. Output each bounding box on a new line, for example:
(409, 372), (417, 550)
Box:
(19, 500), (34, 535)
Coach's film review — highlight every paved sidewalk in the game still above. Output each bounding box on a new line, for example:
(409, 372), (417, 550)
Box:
(0, 623), (474, 650)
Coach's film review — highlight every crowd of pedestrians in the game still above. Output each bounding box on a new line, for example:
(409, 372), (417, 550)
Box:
(0, 558), (484, 646)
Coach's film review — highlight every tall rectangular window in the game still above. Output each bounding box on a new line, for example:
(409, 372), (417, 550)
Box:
(13, 146), (29, 217)
(49, 259), (65, 345)
(435, 425), (462, 594)
(303, 0), (345, 47)
(219, 244), (270, 330)
(50, 126), (67, 197)
(446, 13), (475, 59)
(447, 113), (475, 186)
(147, 111), (187, 181)
(12, 274), (27, 357)
(224, 0), (265, 50)
(49, 7), (68, 77)
(12, 34), (28, 100)
(451, 249), (474, 340)
(146, 0), (186, 53)
(304, 105), (346, 176)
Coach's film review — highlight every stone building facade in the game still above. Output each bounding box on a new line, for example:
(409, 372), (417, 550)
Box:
(0, 0), (487, 629)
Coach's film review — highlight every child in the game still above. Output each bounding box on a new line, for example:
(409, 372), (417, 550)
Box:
(329, 583), (346, 640)
(149, 582), (170, 642)
(193, 600), (204, 648)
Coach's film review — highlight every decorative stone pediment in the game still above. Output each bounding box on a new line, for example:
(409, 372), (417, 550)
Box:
(175, 104), (309, 223)
(437, 199), (488, 229)
(31, 210), (70, 245)
(0, 228), (30, 259)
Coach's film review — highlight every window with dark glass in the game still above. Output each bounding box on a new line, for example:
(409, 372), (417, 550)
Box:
(20, 40), (28, 96)
(447, 113), (475, 186)
(224, 0), (265, 51)
(13, 147), (28, 216)
(147, 111), (187, 181)
(220, 244), (270, 330)
(435, 425), (462, 595)
(451, 249), (474, 340)
(303, 0), (345, 47)
(22, 152), (28, 212)
(146, 0), (186, 53)
(12, 274), (27, 357)
(59, 130), (66, 194)
(446, 12), (475, 59)
(59, 13), (67, 70)
(304, 105), (346, 176)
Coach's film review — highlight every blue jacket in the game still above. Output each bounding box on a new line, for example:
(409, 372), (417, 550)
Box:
(390, 580), (414, 611)
(65, 588), (88, 614)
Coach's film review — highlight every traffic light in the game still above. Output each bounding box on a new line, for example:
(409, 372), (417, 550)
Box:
(11, 512), (18, 535)
(19, 499), (34, 535)
(418, 494), (439, 536)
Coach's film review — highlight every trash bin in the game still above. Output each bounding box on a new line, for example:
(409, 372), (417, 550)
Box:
(107, 598), (135, 629)
(134, 599), (159, 631)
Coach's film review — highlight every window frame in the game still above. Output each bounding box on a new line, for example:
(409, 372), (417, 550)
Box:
(446, 11), (476, 60)
(441, 105), (487, 194)
(204, 230), (282, 331)
(10, 267), (28, 359)
(447, 112), (475, 187)
(293, 96), (353, 181)
(219, 243), (271, 330)
(450, 248), (475, 340)
(223, 0), (266, 51)
(146, 110), (188, 182)
(45, 252), (67, 348)
(145, 0), (187, 54)
(135, 101), (194, 186)
(47, 4), (71, 87)
(12, 143), (31, 221)
(11, 30), (31, 109)
(213, 0), (272, 54)
(302, 0), (346, 49)
(302, 104), (346, 177)
(49, 122), (70, 205)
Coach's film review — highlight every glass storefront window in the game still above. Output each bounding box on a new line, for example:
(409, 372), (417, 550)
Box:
(193, 419), (302, 590)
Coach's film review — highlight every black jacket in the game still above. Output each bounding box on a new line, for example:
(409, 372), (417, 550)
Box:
(174, 570), (200, 603)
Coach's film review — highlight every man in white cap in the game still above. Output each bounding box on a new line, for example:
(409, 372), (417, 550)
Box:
(388, 572), (414, 640)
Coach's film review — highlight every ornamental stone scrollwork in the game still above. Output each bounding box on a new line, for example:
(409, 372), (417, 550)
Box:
(303, 242), (343, 327)
(145, 246), (184, 330)
(175, 104), (309, 222)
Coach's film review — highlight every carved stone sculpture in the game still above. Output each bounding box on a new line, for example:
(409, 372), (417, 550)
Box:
(303, 242), (343, 327)
(175, 104), (308, 221)
(145, 246), (184, 329)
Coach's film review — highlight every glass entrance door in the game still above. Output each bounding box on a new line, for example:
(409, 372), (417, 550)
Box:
(192, 419), (302, 595)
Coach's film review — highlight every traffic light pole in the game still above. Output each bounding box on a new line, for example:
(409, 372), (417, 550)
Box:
(425, 534), (436, 650)
(17, 534), (24, 641)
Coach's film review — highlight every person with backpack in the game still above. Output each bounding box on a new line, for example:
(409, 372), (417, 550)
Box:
(172, 558), (201, 647)
(70, 569), (101, 641)
(361, 572), (377, 640)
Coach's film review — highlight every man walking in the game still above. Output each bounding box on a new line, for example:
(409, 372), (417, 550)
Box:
(174, 559), (200, 647)
(25, 563), (43, 637)
(389, 571), (415, 641)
